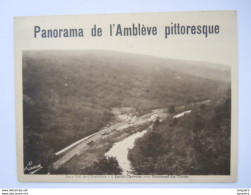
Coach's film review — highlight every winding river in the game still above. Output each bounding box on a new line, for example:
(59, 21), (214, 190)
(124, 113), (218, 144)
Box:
(105, 130), (147, 175)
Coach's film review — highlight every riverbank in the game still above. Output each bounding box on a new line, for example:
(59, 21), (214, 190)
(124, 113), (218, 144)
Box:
(105, 130), (148, 175)
(52, 123), (150, 174)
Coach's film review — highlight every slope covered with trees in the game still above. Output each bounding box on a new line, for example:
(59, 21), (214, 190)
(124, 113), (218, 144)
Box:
(128, 90), (231, 175)
(22, 50), (230, 173)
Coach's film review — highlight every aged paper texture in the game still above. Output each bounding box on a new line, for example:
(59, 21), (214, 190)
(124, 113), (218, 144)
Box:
(15, 11), (238, 182)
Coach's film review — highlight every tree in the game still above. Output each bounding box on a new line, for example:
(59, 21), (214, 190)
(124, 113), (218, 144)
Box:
(168, 105), (176, 114)
(200, 104), (206, 112)
(82, 157), (122, 175)
(153, 117), (160, 128)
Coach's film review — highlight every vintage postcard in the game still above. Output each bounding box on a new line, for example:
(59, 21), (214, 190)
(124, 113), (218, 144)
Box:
(15, 11), (238, 182)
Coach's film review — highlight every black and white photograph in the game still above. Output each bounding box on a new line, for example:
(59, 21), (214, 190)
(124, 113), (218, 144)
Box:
(23, 50), (231, 176)
(15, 11), (238, 182)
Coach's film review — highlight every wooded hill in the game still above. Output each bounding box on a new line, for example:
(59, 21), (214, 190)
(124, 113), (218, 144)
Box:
(128, 89), (231, 175)
(22, 50), (230, 173)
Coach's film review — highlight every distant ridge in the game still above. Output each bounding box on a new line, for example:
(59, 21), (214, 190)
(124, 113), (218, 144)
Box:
(23, 50), (230, 82)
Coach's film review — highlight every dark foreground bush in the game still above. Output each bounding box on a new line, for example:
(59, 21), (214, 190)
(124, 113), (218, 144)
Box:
(81, 157), (122, 175)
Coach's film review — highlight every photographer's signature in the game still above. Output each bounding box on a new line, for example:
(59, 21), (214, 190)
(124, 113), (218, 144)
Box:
(24, 161), (43, 174)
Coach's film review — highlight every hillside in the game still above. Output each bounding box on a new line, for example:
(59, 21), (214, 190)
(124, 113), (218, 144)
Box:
(128, 90), (231, 175)
(22, 50), (230, 172)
